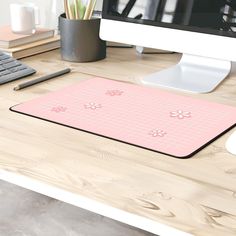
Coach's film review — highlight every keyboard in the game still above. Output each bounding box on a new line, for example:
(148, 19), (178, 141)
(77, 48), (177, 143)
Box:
(0, 52), (36, 85)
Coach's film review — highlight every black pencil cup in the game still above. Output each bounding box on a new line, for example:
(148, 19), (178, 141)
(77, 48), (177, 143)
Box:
(59, 14), (106, 62)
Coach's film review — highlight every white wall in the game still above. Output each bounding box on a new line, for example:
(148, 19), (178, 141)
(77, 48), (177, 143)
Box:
(0, 0), (103, 27)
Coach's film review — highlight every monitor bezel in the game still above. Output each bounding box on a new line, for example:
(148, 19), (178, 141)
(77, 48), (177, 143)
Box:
(100, 1), (236, 62)
(102, 0), (236, 39)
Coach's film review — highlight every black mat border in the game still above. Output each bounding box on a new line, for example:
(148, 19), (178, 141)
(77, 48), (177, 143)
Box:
(10, 105), (236, 159)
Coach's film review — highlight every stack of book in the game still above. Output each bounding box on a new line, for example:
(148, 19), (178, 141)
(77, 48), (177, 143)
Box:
(0, 25), (60, 59)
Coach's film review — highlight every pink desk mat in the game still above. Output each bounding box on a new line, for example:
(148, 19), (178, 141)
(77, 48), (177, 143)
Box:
(10, 77), (236, 158)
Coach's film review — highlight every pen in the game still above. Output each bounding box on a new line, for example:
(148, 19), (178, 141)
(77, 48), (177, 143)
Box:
(14, 68), (71, 91)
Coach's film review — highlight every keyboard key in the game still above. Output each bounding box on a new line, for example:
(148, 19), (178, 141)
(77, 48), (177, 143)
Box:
(2, 61), (21, 69)
(0, 70), (11, 76)
(0, 68), (36, 84)
(0, 51), (36, 84)
(1, 58), (15, 64)
(0, 54), (11, 60)
(16, 65), (28, 71)
(9, 67), (21, 73)
(0, 65), (5, 71)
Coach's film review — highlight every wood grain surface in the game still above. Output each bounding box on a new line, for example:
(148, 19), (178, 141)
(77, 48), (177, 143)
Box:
(0, 48), (236, 236)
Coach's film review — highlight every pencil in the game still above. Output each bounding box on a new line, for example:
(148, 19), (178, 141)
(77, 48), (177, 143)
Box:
(83, 0), (93, 20)
(64, 0), (70, 19)
(88, 0), (97, 19)
(68, 0), (75, 19)
(14, 68), (71, 91)
(74, 0), (80, 19)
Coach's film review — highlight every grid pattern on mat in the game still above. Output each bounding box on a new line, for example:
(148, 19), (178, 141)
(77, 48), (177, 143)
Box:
(11, 77), (236, 158)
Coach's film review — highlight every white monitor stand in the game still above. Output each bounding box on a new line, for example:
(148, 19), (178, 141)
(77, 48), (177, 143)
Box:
(101, 0), (236, 95)
(142, 54), (231, 93)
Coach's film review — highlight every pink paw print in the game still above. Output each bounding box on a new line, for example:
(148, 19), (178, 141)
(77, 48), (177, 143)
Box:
(84, 102), (102, 110)
(149, 129), (167, 137)
(51, 106), (67, 113)
(170, 110), (191, 119)
(106, 90), (124, 96)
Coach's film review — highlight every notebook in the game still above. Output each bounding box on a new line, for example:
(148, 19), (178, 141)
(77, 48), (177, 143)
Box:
(1, 36), (60, 59)
(0, 25), (54, 48)
(10, 78), (236, 158)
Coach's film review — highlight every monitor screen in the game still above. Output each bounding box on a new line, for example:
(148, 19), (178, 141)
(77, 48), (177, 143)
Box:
(102, 0), (236, 38)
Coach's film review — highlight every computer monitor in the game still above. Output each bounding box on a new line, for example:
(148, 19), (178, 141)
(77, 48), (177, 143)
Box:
(100, 0), (236, 93)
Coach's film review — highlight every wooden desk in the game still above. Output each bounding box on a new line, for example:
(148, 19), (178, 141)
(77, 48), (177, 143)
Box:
(0, 48), (236, 236)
